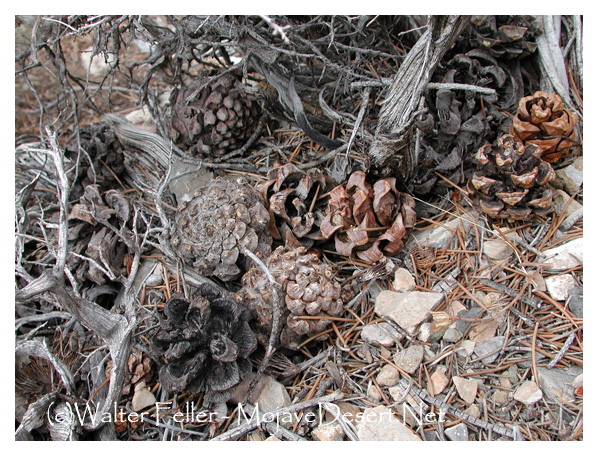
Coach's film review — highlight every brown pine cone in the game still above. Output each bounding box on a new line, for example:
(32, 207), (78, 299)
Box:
(468, 134), (556, 220)
(238, 246), (344, 351)
(510, 91), (579, 162)
(170, 178), (272, 281)
(170, 74), (260, 157)
(255, 163), (330, 249)
(320, 171), (417, 262)
(151, 283), (257, 406)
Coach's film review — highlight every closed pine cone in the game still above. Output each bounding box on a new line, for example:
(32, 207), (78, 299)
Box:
(468, 134), (556, 220)
(320, 171), (417, 262)
(510, 91), (578, 163)
(170, 178), (272, 281)
(170, 74), (260, 157)
(238, 246), (344, 351)
(152, 283), (257, 406)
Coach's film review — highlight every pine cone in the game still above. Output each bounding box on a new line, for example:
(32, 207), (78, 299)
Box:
(170, 178), (272, 281)
(468, 134), (556, 220)
(152, 283), (257, 406)
(170, 74), (260, 157)
(238, 246), (344, 351)
(468, 15), (540, 60)
(65, 124), (126, 201)
(255, 163), (330, 249)
(320, 171), (417, 262)
(510, 91), (579, 163)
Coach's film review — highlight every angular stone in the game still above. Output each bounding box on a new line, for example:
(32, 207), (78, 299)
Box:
(545, 274), (578, 301)
(393, 268), (416, 292)
(514, 381), (543, 405)
(442, 327), (462, 343)
(132, 385), (156, 412)
(444, 423), (469, 441)
(553, 189), (583, 219)
(452, 376), (478, 404)
(368, 384), (383, 402)
(455, 340), (476, 358)
(357, 406), (422, 441)
(556, 157), (583, 195)
(470, 319), (498, 344)
(447, 300), (467, 317)
(409, 213), (475, 249)
(568, 286), (583, 318)
(573, 373), (583, 389)
(375, 290), (444, 332)
(483, 239), (514, 260)
(456, 306), (483, 333)
(531, 271), (546, 292)
(361, 322), (401, 347)
(376, 364), (400, 387)
(474, 336), (505, 365)
(430, 369), (449, 395)
(254, 376), (292, 428)
(312, 422), (344, 441)
(464, 404), (480, 419)
(492, 390), (509, 405)
(537, 366), (582, 404)
(264, 435), (281, 441)
(393, 345), (424, 374)
(542, 237), (583, 272)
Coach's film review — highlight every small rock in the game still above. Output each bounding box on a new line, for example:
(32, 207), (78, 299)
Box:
(357, 406), (422, 441)
(443, 327), (462, 343)
(455, 340), (476, 358)
(498, 372), (512, 389)
(556, 157), (583, 195)
(132, 385), (156, 412)
(312, 422), (345, 441)
(553, 189), (583, 219)
(80, 46), (117, 76)
(409, 213), (475, 249)
(452, 376), (478, 404)
(456, 306), (483, 334)
(125, 108), (157, 133)
(567, 286), (583, 318)
(514, 381), (543, 405)
(573, 373), (583, 389)
(393, 268), (416, 292)
(368, 384), (383, 402)
(447, 300), (467, 317)
(470, 320), (499, 344)
(332, 402), (362, 425)
(444, 423), (469, 441)
(537, 366), (582, 404)
(464, 404), (480, 419)
(542, 237), (583, 272)
(474, 336), (505, 365)
(483, 238), (514, 260)
(229, 373), (271, 404)
(506, 365), (520, 385)
(393, 345), (424, 374)
(545, 274), (578, 301)
(375, 290), (444, 332)
(531, 271), (546, 292)
(376, 364), (400, 387)
(418, 322), (444, 343)
(430, 369), (449, 395)
(255, 376), (291, 412)
(492, 390), (509, 405)
(264, 435), (281, 441)
(361, 322), (402, 347)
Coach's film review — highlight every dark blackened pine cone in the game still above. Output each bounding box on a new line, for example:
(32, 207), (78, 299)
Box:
(152, 283), (257, 406)
(320, 171), (417, 262)
(170, 178), (272, 281)
(170, 74), (260, 157)
(510, 91), (579, 163)
(65, 124), (125, 201)
(255, 163), (330, 249)
(238, 246), (344, 351)
(468, 15), (540, 60)
(468, 134), (556, 220)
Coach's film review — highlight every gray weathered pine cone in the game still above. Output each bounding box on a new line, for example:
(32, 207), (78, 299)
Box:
(170, 74), (260, 157)
(255, 163), (330, 250)
(170, 178), (272, 281)
(467, 15), (540, 60)
(467, 134), (556, 220)
(151, 283), (257, 406)
(238, 246), (344, 351)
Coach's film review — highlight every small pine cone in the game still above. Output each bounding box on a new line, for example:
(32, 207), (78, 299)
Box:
(152, 283), (257, 406)
(468, 134), (556, 220)
(66, 124), (126, 201)
(170, 74), (260, 157)
(468, 15), (540, 59)
(238, 246), (344, 351)
(255, 163), (330, 249)
(170, 178), (272, 281)
(320, 171), (417, 262)
(510, 91), (579, 162)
